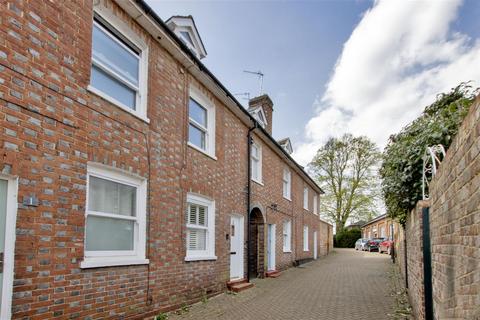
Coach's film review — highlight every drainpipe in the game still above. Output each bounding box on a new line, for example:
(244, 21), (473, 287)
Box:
(246, 124), (257, 282)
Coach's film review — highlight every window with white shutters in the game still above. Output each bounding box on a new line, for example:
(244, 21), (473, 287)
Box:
(186, 203), (208, 251)
(185, 193), (216, 261)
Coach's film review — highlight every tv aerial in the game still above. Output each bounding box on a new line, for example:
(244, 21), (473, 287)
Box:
(234, 92), (251, 100)
(243, 70), (264, 96)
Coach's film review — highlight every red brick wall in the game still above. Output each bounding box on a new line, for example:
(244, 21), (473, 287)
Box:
(318, 220), (332, 256)
(428, 98), (480, 319)
(396, 98), (480, 320)
(0, 1), (329, 318)
(250, 134), (323, 271)
(396, 201), (428, 320)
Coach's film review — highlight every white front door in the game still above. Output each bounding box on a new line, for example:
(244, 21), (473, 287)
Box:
(230, 215), (244, 280)
(0, 176), (17, 319)
(267, 224), (276, 271)
(313, 231), (318, 259)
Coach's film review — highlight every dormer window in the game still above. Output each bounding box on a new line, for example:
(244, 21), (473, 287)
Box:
(257, 110), (266, 125)
(250, 107), (267, 129)
(278, 138), (293, 154)
(180, 31), (194, 46)
(166, 16), (207, 60)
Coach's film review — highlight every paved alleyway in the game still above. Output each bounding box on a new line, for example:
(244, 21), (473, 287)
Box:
(168, 249), (398, 320)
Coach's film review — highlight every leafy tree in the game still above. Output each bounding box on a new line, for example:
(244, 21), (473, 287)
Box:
(380, 83), (477, 225)
(310, 134), (381, 232)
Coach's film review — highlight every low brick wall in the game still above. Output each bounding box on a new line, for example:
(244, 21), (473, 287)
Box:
(396, 98), (480, 319)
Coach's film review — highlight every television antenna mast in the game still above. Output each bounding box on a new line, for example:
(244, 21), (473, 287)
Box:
(243, 70), (264, 96)
(234, 92), (251, 101)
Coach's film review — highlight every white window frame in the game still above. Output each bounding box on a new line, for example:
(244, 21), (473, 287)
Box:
(251, 107), (267, 128)
(282, 168), (291, 200)
(88, 5), (149, 122)
(303, 225), (309, 251)
(313, 194), (318, 215)
(177, 26), (201, 58)
(81, 163), (148, 268)
(185, 193), (217, 261)
(283, 220), (292, 252)
(0, 175), (18, 320)
(303, 187), (309, 210)
(251, 142), (263, 184)
(188, 86), (216, 159)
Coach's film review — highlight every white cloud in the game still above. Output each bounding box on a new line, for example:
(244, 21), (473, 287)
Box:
(294, 0), (480, 165)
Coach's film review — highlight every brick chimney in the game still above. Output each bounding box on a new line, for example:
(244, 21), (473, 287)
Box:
(248, 94), (274, 134)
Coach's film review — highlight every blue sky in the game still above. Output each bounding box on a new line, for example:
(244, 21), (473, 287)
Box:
(147, 0), (480, 165)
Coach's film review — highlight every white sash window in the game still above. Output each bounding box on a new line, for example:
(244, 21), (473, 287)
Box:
(81, 163), (148, 268)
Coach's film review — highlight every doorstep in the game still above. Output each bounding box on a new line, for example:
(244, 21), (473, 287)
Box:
(266, 270), (281, 278)
(226, 278), (254, 293)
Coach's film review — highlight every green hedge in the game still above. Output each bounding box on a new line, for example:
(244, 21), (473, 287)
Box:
(334, 228), (362, 248)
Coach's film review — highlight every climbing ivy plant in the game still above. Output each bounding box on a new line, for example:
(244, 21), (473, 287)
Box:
(380, 83), (478, 225)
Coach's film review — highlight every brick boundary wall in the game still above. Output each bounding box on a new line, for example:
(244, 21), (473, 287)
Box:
(395, 201), (429, 320)
(428, 97), (480, 319)
(396, 96), (480, 319)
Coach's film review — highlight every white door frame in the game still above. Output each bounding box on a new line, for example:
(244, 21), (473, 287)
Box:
(313, 231), (318, 260)
(0, 175), (18, 320)
(229, 214), (244, 280)
(267, 224), (276, 271)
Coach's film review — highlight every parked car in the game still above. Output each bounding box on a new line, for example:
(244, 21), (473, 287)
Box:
(366, 238), (385, 252)
(354, 238), (369, 251)
(379, 240), (394, 254)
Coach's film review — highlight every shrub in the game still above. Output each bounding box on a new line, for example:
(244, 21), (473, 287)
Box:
(334, 228), (362, 248)
(380, 83), (477, 225)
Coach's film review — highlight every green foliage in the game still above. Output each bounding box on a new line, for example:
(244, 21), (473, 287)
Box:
(155, 313), (168, 320)
(334, 228), (362, 248)
(310, 134), (381, 231)
(380, 83), (477, 224)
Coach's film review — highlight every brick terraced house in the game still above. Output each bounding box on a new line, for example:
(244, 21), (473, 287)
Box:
(0, 1), (333, 318)
(361, 214), (398, 240)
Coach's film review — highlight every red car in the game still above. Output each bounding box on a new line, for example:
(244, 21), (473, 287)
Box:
(379, 240), (393, 254)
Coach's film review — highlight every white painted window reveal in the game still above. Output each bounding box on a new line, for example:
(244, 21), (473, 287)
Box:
(283, 168), (291, 200)
(185, 193), (216, 261)
(81, 163), (148, 268)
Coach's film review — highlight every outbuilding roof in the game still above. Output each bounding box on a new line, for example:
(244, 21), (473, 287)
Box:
(361, 214), (388, 227)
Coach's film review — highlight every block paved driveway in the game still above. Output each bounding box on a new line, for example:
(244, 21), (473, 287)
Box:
(169, 248), (397, 320)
